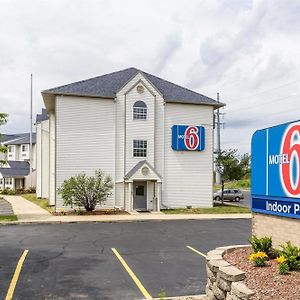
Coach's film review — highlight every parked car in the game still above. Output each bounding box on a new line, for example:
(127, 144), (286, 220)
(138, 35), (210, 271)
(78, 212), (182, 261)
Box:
(213, 189), (244, 202)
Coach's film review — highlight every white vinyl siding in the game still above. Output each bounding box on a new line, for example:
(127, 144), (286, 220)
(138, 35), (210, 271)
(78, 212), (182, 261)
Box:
(36, 120), (50, 199)
(124, 79), (155, 173)
(55, 96), (115, 211)
(163, 103), (214, 208)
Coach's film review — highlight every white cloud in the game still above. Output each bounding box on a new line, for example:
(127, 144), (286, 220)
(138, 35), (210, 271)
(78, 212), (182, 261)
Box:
(0, 0), (299, 154)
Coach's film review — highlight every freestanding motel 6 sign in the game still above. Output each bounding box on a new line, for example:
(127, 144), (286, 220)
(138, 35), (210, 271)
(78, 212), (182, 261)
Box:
(252, 120), (300, 219)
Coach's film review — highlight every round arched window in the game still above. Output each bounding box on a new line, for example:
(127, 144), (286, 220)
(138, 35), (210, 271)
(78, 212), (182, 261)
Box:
(133, 101), (147, 120)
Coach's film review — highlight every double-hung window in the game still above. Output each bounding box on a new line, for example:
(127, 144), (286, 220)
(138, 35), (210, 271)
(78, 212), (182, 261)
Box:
(22, 145), (28, 152)
(133, 101), (147, 120)
(133, 140), (147, 157)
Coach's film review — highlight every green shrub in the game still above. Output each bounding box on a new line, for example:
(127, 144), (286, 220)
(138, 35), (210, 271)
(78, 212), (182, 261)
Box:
(58, 170), (113, 212)
(16, 188), (25, 194)
(1, 188), (10, 195)
(279, 241), (300, 271)
(249, 235), (273, 254)
(278, 262), (289, 275)
(248, 251), (268, 267)
(7, 189), (16, 195)
(75, 209), (84, 215)
(25, 187), (36, 194)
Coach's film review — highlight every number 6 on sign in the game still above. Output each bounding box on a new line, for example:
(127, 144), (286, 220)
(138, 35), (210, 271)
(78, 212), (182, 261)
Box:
(281, 124), (300, 196)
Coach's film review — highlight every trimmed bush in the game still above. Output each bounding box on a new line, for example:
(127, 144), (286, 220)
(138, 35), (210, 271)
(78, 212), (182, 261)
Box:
(58, 170), (113, 212)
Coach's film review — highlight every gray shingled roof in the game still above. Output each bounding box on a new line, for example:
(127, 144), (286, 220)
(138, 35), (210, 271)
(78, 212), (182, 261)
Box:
(3, 133), (36, 145)
(0, 161), (30, 178)
(36, 108), (49, 123)
(43, 67), (225, 108)
(0, 134), (18, 143)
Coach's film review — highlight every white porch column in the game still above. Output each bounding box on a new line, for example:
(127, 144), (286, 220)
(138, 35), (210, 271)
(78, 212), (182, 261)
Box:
(156, 182), (161, 212)
(128, 182), (133, 211)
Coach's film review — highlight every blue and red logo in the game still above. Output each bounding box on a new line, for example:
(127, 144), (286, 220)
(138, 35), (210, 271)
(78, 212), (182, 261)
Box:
(251, 120), (300, 219)
(280, 123), (300, 197)
(172, 125), (205, 151)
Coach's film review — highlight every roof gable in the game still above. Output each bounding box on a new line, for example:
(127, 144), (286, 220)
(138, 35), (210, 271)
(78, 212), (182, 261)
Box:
(42, 67), (225, 108)
(125, 160), (161, 181)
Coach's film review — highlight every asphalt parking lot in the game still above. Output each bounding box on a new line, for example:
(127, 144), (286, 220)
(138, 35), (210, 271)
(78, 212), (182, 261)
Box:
(0, 219), (251, 300)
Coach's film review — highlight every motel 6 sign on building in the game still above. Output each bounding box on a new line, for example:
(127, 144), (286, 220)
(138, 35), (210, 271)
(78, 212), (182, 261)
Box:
(172, 125), (205, 151)
(252, 120), (300, 219)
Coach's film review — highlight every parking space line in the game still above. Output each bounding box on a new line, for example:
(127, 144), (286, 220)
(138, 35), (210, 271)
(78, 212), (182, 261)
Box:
(5, 249), (29, 300)
(186, 246), (207, 258)
(111, 248), (152, 300)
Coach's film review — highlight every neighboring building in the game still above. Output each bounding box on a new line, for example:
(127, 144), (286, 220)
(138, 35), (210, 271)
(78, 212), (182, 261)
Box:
(0, 161), (30, 190)
(0, 133), (36, 190)
(35, 109), (50, 199)
(41, 67), (225, 211)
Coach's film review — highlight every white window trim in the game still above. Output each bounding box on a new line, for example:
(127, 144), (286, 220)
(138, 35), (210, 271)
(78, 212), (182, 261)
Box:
(133, 140), (147, 158)
(133, 101), (147, 120)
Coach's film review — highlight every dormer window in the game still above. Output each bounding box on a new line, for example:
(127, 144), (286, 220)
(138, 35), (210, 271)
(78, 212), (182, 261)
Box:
(8, 146), (14, 153)
(133, 101), (147, 120)
(22, 145), (28, 152)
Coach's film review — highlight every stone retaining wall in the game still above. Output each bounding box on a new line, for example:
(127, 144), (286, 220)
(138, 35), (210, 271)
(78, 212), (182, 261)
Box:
(205, 245), (254, 300)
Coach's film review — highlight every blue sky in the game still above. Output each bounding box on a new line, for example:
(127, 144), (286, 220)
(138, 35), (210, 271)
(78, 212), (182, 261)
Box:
(1, 0), (300, 154)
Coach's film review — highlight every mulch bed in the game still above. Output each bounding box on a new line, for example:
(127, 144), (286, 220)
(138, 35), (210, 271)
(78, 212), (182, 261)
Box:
(52, 209), (129, 216)
(224, 247), (300, 300)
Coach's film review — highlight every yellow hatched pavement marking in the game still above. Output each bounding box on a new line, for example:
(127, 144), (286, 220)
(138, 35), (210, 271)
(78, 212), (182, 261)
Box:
(187, 246), (207, 258)
(111, 248), (152, 300)
(5, 249), (29, 300)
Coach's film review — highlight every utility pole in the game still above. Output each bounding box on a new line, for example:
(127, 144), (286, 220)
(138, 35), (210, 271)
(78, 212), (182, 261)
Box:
(215, 92), (221, 184)
(29, 74), (33, 187)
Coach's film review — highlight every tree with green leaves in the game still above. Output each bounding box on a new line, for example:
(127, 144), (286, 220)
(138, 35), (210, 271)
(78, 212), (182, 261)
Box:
(58, 170), (113, 212)
(215, 149), (245, 204)
(0, 113), (8, 166)
(239, 153), (251, 178)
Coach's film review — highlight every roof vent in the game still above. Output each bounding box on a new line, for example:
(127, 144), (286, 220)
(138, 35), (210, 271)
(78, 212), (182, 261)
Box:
(137, 85), (144, 94)
(141, 166), (149, 176)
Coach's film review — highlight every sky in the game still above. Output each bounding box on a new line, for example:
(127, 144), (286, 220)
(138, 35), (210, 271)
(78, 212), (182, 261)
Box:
(1, 0), (300, 154)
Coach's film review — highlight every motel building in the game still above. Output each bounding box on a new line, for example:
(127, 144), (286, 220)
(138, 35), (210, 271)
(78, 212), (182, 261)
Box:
(39, 67), (225, 212)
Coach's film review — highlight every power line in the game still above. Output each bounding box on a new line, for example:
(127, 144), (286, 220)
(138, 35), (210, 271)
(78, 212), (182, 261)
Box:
(226, 92), (300, 113)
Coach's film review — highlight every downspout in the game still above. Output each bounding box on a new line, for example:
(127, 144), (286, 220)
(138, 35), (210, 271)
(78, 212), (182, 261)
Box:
(41, 122), (43, 197)
(162, 100), (166, 206)
(114, 97), (117, 206)
(154, 95), (156, 168)
(54, 97), (57, 209)
(123, 94), (127, 210)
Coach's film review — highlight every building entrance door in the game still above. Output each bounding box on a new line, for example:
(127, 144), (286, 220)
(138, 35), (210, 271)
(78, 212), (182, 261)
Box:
(133, 181), (147, 210)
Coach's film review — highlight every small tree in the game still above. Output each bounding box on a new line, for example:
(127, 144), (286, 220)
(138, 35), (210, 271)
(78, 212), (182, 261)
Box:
(0, 113), (8, 166)
(58, 170), (113, 212)
(215, 149), (243, 204)
(240, 153), (251, 179)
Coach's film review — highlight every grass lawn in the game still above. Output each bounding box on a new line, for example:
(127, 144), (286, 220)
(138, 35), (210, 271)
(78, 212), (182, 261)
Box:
(22, 194), (53, 213)
(214, 178), (250, 191)
(0, 215), (18, 221)
(161, 203), (250, 214)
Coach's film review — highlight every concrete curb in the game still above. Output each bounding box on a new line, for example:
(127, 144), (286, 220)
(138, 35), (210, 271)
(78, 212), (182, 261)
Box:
(0, 213), (252, 225)
(151, 295), (207, 300)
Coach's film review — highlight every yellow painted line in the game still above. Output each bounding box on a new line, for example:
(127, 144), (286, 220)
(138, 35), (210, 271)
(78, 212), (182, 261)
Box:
(111, 248), (152, 299)
(187, 246), (207, 258)
(5, 249), (29, 300)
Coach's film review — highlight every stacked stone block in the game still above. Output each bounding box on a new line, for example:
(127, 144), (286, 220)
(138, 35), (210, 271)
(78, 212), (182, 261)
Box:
(205, 246), (254, 300)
